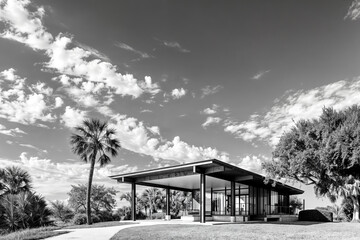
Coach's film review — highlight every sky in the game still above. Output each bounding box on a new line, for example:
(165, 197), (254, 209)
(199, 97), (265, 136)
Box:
(0, 0), (360, 209)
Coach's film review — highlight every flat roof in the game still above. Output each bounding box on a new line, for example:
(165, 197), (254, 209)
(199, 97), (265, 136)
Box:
(110, 159), (304, 195)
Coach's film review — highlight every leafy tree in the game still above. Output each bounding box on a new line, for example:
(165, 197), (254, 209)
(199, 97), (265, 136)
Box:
(70, 119), (121, 224)
(68, 184), (117, 216)
(171, 190), (192, 216)
(0, 166), (32, 195)
(120, 192), (144, 213)
(51, 200), (74, 223)
(289, 196), (303, 214)
(263, 106), (360, 221)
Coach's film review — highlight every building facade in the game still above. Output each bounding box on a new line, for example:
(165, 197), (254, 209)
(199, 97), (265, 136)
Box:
(110, 159), (303, 223)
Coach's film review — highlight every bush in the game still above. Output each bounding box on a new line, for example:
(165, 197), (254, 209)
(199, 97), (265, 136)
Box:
(98, 210), (114, 222)
(72, 214), (100, 225)
(299, 209), (333, 222)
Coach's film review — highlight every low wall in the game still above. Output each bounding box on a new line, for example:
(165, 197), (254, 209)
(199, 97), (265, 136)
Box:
(212, 215), (248, 222)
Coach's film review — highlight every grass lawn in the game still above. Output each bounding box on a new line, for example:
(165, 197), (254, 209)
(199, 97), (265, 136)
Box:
(64, 220), (138, 229)
(0, 226), (68, 240)
(110, 221), (360, 240)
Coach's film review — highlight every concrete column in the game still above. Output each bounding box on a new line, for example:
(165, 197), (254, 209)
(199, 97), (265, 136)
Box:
(230, 181), (236, 222)
(165, 188), (171, 220)
(131, 182), (136, 221)
(200, 173), (206, 223)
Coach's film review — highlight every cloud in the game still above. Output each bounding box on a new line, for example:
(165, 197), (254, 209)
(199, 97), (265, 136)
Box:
(251, 70), (270, 80)
(75, 41), (111, 62)
(110, 114), (229, 163)
(155, 38), (190, 53)
(54, 97), (64, 108)
(171, 88), (186, 99)
(202, 104), (219, 115)
(0, 124), (26, 136)
(114, 41), (150, 59)
(224, 77), (360, 146)
(236, 155), (268, 174)
(0, 0), (53, 50)
(202, 116), (222, 129)
(61, 106), (87, 128)
(0, 152), (138, 201)
(0, 0), (160, 99)
(0, 68), (56, 124)
(19, 143), (47, 153)
(140, 109), (152, 113)
(345, 0), (360, 20)
(200, 85), (223, 98)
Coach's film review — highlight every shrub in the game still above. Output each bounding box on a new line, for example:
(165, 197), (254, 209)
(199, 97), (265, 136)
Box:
(98, 210), (114, 222)
(0, 192), (52, 232)
(299, 209), (333, 222)
(72, 213), (100, 225)
(72, 213), (87, 225)
(50, 200), (74, 223)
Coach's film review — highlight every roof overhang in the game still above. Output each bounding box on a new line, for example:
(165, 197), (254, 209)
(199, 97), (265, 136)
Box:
(109, 159), (304, 195)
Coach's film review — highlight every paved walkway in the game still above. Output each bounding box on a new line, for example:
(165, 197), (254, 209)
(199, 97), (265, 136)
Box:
(46, 220), (214, 240)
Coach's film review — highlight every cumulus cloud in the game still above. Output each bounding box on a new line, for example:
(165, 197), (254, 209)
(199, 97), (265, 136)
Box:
(171, 88), (186, 99)
(224, 78), (360, 146)
(61, 106), (87, 128)
(54, 97), (64, 108)
(345, 0), (360, 20)
(110, 114), (229, 163)
(200, 85), (223, 98)
(251, 70), (270, 80)
(236, 155), (268, 174)
(0, 0), (53, 50)
(0, 152), (138, 200)
(0, 0), (160, 99)
(202, 116), (222, 129)
(0, 68), (56, 124)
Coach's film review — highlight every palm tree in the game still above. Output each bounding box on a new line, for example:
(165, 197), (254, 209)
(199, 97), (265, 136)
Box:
(70, 119), (121, 224)
(0, 166), (32, 196)
(141, 188), (162, 219)
(328, 204), (343, 221)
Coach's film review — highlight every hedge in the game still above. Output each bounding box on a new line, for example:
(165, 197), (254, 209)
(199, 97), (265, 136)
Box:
(299, 209), (333, 222)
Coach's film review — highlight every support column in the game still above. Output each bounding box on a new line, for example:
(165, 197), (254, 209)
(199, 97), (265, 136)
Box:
(200, 173), (206, 223)
(165, 188), (171, 220)
(230, 181), (236, 222)
(131, 182), (136, 221)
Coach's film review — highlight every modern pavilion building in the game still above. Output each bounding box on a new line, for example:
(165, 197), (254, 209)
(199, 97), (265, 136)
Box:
(110, 159), (303, 223)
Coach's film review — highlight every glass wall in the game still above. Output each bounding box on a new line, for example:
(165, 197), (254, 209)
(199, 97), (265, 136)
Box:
(209, 184), (290, 216)
(212, 184), (249, 216)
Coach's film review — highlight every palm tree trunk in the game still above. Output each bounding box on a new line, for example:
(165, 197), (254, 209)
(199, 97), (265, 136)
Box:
(86, 158), (96, 225)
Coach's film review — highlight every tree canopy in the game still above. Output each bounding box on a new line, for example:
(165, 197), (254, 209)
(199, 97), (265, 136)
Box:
(68, 184), (117, 215)
(263, 105), (360, 221)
